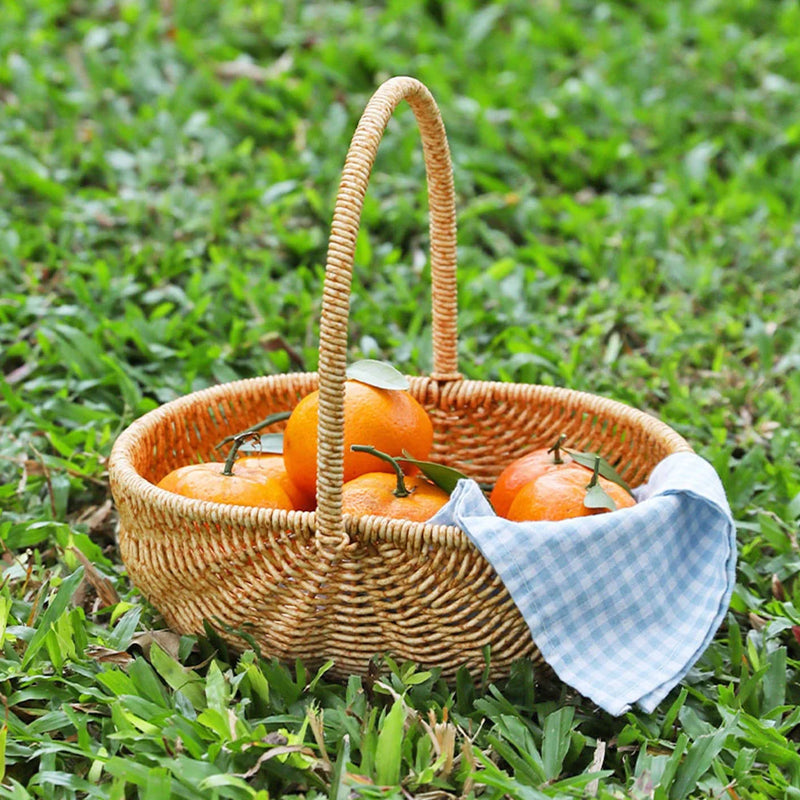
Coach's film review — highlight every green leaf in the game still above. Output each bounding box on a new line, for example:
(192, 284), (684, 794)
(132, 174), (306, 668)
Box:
(788, 490), (800, 521)
(198, 773), (261, 792)
(329, 734), (351, 800)
(239, 660), (270, 709)
(0, 724), (7, 784)
(472, 747), (551, 799)
(655, 732), (688, 797)
(142, 767), (171, 800)
(127, 657), (169, 708)
(762, 647), (787, 715)
(542, 706), (574, 781)
(106, 606), (143, 651)
(21, 568), (84, 668)
(148, 643), (206, 711)
(669, 724), (732, 800)
(584, 482), (618, 511)
(399, 451), (467, 495)
(661, 687), (689, 738)
(104, 758), (196, 800)
(375, 699), (404, 786)
(566, 449), (633, 494)
(215, 411), (292, 450)
(346, 360), (410, 390)
(204, 661), (229, 713)
(307, 660), (335, 692)
(237, 433), (284, 454)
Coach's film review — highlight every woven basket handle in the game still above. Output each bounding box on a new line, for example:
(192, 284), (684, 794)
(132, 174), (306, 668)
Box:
(315, 76), (459, 551)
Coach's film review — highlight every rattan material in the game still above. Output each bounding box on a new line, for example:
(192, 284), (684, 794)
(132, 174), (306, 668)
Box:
(108, 77), (691, 681)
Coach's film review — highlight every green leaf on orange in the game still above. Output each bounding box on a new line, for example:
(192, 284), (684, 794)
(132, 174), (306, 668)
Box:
(399, 451), (467, 495)
(565, 449), (633, 495)
(237, 433), (284, 454)
(215, 410), (291, 450)
(584, 483), (618, 511)
(346, 359), (410, 390)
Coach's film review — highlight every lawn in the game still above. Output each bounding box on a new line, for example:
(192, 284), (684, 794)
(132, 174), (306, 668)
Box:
(2, 0), (800, 797)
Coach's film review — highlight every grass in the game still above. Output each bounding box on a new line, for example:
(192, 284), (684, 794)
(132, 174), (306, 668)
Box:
(2, 0), (800, 796)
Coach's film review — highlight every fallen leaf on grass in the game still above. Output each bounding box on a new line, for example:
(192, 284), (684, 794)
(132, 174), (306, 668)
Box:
(749, 612), (768, 631)
(85, 645), (134, 667)
(129, 629), (182, 661)
(4, 361), (36, 385)
(70, 547), (119, 608)
(233, 745), (318, 780)
(74, 498), (114, 533)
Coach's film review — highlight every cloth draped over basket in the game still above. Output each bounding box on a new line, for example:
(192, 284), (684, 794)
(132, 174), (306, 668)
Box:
(428, 452), (737, 716)
(108, 76), (736, 713)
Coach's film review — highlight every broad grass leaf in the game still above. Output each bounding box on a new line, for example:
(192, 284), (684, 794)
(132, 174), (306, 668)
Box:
(0, 724), (6, 784)
(104, 758), (196, 800)
(653, 732), (688, 799)
(472, 747), (551, 800)
(375, 699), (404, 785)
(204, 661), (229, 713)
(669, 724), (732, 800)
(762, 647), (787, 715)
(329, 735), (351, 800)
(485, 715), (545, 784)
(238, 659), (270, 709)
(788, 490), (800, 521)
(198, 773), (263, 793)
(661, 687), (689, 739)
(30, 772), (105, 796)
(549, 771), (615, 792)
(346, 360), (409, 390)
(307, 660), (335, 693)
(142, 767), (171, 800)
(542, 706), (575, 781)
(22, 568), (84, 669)
(455, 666), (475, 716)
(0, 595), (10, 653)
(128, 657), (169, 708)
(105, 606), (143, 651)
(148, 643), (206, 711)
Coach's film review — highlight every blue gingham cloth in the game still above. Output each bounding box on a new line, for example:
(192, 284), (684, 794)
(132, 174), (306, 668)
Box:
(428, 452), (736, 716)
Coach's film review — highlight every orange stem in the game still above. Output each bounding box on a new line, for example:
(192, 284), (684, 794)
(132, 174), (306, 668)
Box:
(350, 445), (410, 497)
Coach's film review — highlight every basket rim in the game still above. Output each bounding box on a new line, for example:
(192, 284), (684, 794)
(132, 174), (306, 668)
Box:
(108, 371), (692, 551)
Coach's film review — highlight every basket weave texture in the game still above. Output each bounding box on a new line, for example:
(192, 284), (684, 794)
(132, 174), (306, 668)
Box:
(108, 77), (691, 681)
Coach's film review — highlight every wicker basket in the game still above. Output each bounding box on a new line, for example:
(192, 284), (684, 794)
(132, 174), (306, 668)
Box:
(108, 77), (691, 681)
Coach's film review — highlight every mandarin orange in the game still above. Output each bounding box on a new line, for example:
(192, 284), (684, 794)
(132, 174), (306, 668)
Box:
(341, 472), (449, 522)
(506, 465), (635, 522)
(490, 434), (572, 517)
(157, 462), (294, 510)
(282, 380), (434, 498)
(235, 454), (316, 511)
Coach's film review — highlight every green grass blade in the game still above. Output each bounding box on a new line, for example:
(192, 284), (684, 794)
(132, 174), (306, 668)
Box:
(21, 568), (84, 669)
(375, 699), (404, 786)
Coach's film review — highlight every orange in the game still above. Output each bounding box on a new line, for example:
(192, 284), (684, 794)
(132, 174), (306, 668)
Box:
(157, 463), (294, 510)
(490, 438), (573, 517)
(506, 465), (635, 522)
(341, 472), (449, 522)
(282, 380), (434, 498)
(235, 454), (316, 511)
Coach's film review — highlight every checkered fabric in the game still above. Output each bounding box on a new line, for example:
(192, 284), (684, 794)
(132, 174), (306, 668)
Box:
(428, 452), (736, 716)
